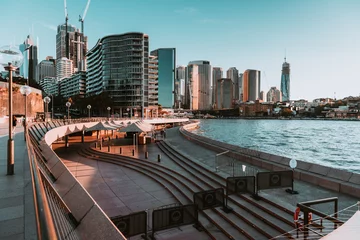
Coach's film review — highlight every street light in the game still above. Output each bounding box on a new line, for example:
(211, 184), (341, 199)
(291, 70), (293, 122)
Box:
(107, 106), (111, 120)
(43, 96), (51, 121)
(20, 85), (31, 141)
(87, 105), (91, 119)
(0, 45), (25, 175)
(66, 101), (71, 122)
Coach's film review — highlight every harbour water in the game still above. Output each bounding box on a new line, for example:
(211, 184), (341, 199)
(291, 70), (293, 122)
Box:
(193, 119), (360, 174)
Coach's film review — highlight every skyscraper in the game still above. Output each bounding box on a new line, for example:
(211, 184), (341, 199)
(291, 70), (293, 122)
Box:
(212, 67), (223, 106)
(242, 69), (261, 102)
(150, 48), (176, 108)
(19, 35), (38, 82)
(56, 57), (73, 80)
(86, 32), (151, 118)
(281, 58), (290, 102)
(56, 24), (87, 73)
(186, 61), (212, 110)
(148, 55), (159, 116)
(215, 78), (233, 109)
(175, 66), (186, 108)
(267, 86), (282, 102)
(226, 67), (239, 100)
(37, 57), (56, 83)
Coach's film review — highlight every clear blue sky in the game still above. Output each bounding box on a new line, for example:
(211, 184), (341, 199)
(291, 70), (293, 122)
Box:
(1, 0), (359, 101)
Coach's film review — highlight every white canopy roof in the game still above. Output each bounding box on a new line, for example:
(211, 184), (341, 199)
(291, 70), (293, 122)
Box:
(119, 121), (154, 133)
(85, 122), (117, 131)
(321, 211), (360, 240)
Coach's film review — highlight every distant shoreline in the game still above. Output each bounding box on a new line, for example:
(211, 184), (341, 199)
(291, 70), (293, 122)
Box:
(194, 117), (360, 121)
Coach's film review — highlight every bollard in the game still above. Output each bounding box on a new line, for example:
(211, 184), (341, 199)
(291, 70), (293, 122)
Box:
(145, 152), (148, 159)
(108, 145), (111, 152)
(120, 147), (122, 154)
(132, 149), (135, 156)
(158, 154), (161, 163)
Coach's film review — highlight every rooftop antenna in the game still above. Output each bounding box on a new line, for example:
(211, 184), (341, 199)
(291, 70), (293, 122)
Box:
(284, 48), (287, 62)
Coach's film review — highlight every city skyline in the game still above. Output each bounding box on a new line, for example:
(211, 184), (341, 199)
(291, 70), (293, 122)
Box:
(0, 0), (360, 101)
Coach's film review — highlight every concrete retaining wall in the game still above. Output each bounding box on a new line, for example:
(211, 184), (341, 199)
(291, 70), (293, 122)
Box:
(181, 122), (360, 199)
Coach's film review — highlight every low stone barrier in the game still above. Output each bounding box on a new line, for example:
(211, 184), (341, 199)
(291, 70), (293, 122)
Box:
(181, 122), (360, 199)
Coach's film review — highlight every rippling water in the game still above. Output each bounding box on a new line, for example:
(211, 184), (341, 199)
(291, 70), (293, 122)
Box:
(193, 119), (360, 174)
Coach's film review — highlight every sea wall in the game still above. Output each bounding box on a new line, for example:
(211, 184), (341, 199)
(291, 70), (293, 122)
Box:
(181, 121), (360, 199)
(0, 82), (43, 118)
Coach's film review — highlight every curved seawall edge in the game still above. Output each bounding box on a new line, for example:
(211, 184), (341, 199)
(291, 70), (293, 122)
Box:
(181, 121), (360, 199)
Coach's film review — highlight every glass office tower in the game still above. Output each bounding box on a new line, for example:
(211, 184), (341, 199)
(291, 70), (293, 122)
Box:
(281, 58), (290, 102)
(150, 48), (176, 108)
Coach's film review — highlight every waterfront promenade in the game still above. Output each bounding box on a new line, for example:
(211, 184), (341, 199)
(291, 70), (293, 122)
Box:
(0, 124), (37, 239)
(53, 124), (358, 239)
(1, 120), (359, 239)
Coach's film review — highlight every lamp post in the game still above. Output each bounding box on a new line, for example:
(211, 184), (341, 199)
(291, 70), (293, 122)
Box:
(0, 45), (25, 175)
(107, 107), (111, 120)
(126, 108), (130, 119)
(66, 101), (71, 123)
(20, 85), (31, 141)
(43, 96), (51, 122)
(87, 105), (91, 119)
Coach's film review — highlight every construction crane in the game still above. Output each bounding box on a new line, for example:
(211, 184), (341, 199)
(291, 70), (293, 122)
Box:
(79, 0), (91, 35)
(78, 0), (91, 71)
(64, 0), (69, 59)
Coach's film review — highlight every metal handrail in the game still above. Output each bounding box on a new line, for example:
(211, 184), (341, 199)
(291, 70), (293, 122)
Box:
(26, 133), (58, 240)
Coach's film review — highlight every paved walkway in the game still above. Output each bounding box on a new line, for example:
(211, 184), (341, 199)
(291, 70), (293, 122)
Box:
(53, 136), (208, 240)
(0, 123), (36, 240)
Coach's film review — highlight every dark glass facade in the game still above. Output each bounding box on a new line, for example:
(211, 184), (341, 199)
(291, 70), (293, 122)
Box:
(86, 32), (150, 117)
(150, 48), (175, 108)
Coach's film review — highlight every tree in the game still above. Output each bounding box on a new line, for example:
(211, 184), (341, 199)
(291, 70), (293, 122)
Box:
(281, 108), (293, 117)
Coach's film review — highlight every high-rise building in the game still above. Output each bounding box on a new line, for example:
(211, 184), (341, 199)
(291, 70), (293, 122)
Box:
(267, 86), (282, 102)
(148, 55), (159, 117)
(175, 66), (186, 109)
(19, 35), (38, 82)
(56, 24), (87, 73)
(186, 61), (212, 110)
(281, 58), (290, 102)
(260, 91), (266, 101)
(212, 67), (223, 106)
(215, 78), (233, 109)
(242, 69), (261, 102)
(239, 73), (243, 102)
(227, 67), (239, 100)
(37, 57), (56, 83)
(86, 32), (152, 118)
(150, 48), (175, 108)
(56, 57), (73, 80)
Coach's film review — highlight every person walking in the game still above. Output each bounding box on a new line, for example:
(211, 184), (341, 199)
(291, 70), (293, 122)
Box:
(12, 116), (17, 136)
